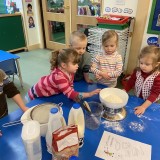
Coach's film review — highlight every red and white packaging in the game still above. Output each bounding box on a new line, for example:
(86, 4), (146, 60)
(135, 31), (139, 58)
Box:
(52, 125), (79, 159)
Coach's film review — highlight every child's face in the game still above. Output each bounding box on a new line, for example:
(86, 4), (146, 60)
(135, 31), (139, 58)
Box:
(29, 19), (34, 24)
(139, 57), (154, 73)
(103, 37), (117, 55)
(71, 39), (87, 55)
(28, 6), (32, 11)
(62, 62), (78, 74)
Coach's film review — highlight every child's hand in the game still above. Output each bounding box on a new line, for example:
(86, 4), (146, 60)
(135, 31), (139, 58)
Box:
(89, 89), (101, 97)
(96, 74), (102, 80)
(100, 72), (110, 80)
(134, 106), (146, 115)
(86, 79), (94, 84)
(23, 106), (29, 112)
(82, 89), (101, 99)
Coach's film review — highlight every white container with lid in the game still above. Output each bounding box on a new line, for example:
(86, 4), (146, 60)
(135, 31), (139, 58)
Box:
(68, 103), (85, 147)
(46, 107), (66, 154)
(21, 120), (42, 160)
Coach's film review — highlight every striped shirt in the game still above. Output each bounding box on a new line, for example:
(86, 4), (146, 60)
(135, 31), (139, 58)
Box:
(28, 68), (79, 100)
(91, 51), (123, 87)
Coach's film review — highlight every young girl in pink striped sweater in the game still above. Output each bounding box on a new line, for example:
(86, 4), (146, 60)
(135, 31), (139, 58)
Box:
(27, 48), (100, 102)
(90, 30), (123, 87)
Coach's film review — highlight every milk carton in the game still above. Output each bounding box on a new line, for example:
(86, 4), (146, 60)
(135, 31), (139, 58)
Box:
(68, 103), (85, 147)
(46, 108), (66, 154)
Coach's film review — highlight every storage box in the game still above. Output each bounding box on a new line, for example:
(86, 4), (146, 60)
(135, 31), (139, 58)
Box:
(97, 22), (129, 30)
(96, 14), (129, 24)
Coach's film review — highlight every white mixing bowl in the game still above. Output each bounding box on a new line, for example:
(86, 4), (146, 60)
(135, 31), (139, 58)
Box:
(99, 88), (129, 109)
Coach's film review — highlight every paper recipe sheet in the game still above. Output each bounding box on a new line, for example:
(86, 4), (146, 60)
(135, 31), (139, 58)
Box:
(95, 131), (151, 160)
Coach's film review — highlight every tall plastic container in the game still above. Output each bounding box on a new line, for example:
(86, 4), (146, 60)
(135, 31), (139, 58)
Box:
(68, 103), (85, 147)
(46, 108), (66, 154)
(21, 120), (42, 160)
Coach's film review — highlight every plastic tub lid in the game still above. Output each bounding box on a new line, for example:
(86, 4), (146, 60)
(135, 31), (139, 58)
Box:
(21, 120), (40, 141)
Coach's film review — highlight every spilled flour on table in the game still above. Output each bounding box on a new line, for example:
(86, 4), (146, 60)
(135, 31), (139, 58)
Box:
(129, 121), (145, 132)
(102, 121), (124, 133)
(137, 115), (152, 121)
(138, 114), (160, 122)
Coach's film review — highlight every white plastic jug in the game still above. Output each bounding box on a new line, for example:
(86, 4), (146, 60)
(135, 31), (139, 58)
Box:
(21, 120), (42, 160)
(46, 108), (66, 154)
(68, 103), (85, 147)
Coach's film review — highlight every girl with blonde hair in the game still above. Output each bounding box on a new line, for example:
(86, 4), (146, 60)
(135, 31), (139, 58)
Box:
(124, 45), (160, 115)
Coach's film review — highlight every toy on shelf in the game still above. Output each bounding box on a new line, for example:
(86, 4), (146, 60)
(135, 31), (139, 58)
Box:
(96, 14), (130, 24)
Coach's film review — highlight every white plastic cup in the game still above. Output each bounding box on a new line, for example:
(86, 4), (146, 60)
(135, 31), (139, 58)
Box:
(21, 120), (42, 160)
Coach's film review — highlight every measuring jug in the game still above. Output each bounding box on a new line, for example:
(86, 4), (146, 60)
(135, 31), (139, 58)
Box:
(84, 102), (103, 130)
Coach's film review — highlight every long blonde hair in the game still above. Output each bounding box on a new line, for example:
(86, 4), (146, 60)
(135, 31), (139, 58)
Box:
(138, 45), (160, 72)
(50, 48), (80, 70)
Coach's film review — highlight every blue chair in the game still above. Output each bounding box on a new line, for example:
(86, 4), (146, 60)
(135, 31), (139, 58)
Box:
(0, 58), (18, 82)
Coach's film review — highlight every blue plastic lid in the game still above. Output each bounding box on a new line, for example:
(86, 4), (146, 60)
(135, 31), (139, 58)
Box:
(69, 156), (79, 160)
(72, 103), (80, 109)
(50, 108), (58, 114)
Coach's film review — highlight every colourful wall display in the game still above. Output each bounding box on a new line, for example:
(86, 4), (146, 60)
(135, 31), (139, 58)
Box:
(147, 0), (160, 34)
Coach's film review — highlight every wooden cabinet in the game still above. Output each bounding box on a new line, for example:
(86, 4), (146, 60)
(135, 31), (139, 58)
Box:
(0, 13), (27, 52)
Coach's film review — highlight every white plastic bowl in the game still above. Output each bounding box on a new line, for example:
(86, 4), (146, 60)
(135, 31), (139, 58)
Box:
(99, 88), (129, 109)
(21, 103), (63, 137)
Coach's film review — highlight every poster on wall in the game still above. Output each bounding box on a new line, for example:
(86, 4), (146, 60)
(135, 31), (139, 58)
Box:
(27, 3), (33, 15)
(25, 1), (35, 29)
(28, 16), (35, 28)
(147, 0), (160, 34)
(5, 0), (21, 14)
(102, 0), (138, 17)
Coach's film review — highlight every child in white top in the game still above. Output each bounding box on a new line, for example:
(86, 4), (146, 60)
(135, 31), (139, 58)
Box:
(90, 30), (123, 87)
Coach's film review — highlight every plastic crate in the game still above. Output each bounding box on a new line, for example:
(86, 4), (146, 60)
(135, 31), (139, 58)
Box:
(96, 15), (130, 24)
(97, 22), (129, 30)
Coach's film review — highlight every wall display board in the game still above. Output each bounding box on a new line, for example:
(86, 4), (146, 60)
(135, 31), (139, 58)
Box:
(147, 0), (160, 34)
(0, 14), (26, 51)
(102, 0), (138, 17)
(0, 0), (21, 14)
(0, 0), (7, 14)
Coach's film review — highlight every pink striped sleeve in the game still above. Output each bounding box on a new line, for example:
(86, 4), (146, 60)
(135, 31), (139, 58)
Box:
(55, 75), (78, 100)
